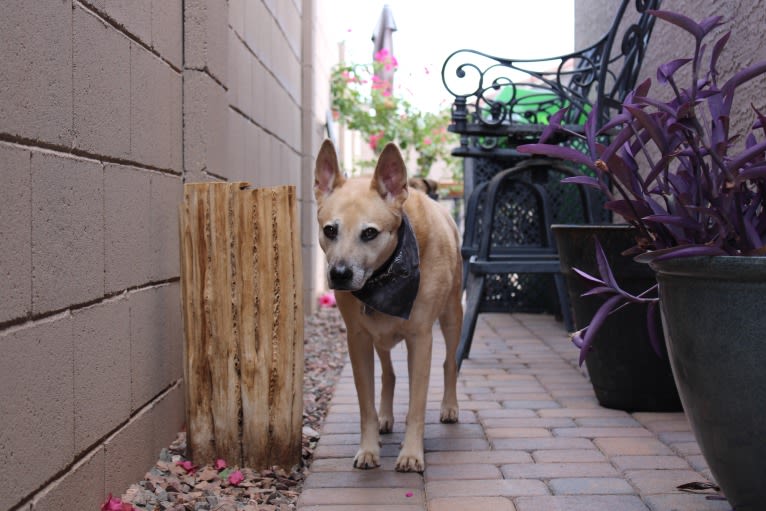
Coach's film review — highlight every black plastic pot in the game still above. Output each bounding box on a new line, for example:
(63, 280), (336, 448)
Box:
(552, 224), (682, 412)
(651, 256), (766, 510)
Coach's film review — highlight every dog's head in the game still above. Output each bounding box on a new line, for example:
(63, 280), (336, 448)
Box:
(314, 139), (408, 291)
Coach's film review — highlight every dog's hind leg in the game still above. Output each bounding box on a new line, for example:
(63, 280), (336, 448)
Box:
(438, 283), (462, 424)
(375, 344), (396, 434)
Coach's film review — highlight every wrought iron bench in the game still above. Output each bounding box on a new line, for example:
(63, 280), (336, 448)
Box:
(458, 160), (597, 367)
(441, 0), (661, 365)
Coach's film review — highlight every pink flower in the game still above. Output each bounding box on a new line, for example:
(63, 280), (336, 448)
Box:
(369, 132), (384, 151)
(101, 494), (135, 511)
(371, 76), (392, 95)
(228, 469), (245, 486)
(405, 491), (414, 498)
(341, 70), (361, 84)
(374, 49), (398, 72)
(318, 292), (336, 308)
(101, 495), (122, 511)
(423, 137), (432, 146)
(176, 460), (197, 474)
(214, 458), (228, 471)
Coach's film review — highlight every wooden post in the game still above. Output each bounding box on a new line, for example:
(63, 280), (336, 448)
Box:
(179, 182), (304, 469)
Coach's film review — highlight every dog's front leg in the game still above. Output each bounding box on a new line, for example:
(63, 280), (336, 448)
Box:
(375, 345), (395, 434)
(396, 332), (433, 472)
(348, 329), (380, 469)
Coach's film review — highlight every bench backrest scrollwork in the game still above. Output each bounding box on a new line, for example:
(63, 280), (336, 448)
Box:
(441, 0), (662, 154)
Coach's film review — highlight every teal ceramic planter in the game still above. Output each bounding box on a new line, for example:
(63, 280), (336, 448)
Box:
(553, 224), (681, 412)
(651, 256), (766, 510)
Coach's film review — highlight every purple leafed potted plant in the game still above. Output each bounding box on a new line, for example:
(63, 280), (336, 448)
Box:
(520, 9), (766, 510)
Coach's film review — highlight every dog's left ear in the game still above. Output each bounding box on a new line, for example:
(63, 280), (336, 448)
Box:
(372, 143), (408, 207)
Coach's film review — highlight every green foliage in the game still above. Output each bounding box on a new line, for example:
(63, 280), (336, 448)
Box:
(329, 49), (458, 178)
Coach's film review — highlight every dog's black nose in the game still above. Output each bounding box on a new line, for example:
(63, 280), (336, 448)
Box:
(329, 265), (353, 288)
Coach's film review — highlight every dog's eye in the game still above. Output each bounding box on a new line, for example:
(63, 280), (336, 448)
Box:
(323, 225), (338, 240)
(361, 227), (379, 242)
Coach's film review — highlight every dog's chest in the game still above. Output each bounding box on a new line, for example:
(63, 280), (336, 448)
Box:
(342, 303), (416, 349)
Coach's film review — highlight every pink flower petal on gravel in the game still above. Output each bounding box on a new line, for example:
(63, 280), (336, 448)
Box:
(176, 460), (197, 474)
(228, 469), (244, 486)
(100, 494), (134, 511)
(101, 494), (123, 511)
(405, 491), (414, 498)
(214, 458), (227, 471)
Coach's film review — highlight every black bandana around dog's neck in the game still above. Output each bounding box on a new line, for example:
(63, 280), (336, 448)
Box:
(352, 214), (420, 319)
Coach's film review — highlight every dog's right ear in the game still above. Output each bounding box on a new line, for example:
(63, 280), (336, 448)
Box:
(314, 139), (345, 204)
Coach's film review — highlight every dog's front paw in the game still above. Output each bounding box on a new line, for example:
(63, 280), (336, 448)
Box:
(440, 404), (459, 423)
(378, 415), (394, 434)
(353, 449), (380, 470)
(395, 450), (424, 473)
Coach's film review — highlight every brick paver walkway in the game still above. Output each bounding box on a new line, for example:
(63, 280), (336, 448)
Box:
(297, 313), (730, 511)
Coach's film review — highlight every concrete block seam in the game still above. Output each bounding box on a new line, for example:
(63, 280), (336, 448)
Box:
(183, 66), (228, 91)
(228, 104), (296, 153)
(0, 134), (181, 177)
(19, 380), (183, 510)
(0, 277), (180, 333)
(75, 0), (181, 74)
(230, 28), (300, 107)
(262, 1), (300, 62)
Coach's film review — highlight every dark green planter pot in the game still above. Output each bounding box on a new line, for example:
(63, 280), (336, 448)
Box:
(553, 224), (682, 412)
(651, 256), (766, 511)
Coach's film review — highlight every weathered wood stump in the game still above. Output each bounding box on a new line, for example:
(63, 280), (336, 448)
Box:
(179, 182), (303, 469)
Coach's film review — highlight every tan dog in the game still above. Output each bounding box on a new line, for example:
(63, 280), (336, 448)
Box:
(314, 140), (462, 472)
(408, 176), (439, 200)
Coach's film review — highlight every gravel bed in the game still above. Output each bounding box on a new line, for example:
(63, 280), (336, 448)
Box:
(112, 306), (348, 511)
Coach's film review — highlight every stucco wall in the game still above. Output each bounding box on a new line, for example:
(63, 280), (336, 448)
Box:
(640, 1), (766, 143)
(0, 1), (334, 509)
(575, 0), (766, 137)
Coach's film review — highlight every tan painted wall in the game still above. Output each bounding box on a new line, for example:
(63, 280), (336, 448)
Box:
(575, 0), (766, 138)
(0, 1), (335, 509)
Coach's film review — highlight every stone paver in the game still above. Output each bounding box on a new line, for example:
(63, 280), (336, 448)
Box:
(299, 506), (422, 511)
(424, 463), (502, 481)
(298, 488), (425, 506)
(549, 477), (635, 495)
(296, 313), (726, 511)
(427, 496), (516, 511)
(625, 469), (710, 495)
(643, 493), (733, 511)
(424, 479), (549, 498)
(515, 495), (651, 511)
(532, 449), (607, 463)
(500, 462), (618, 479)
(611, 455), (692, 471)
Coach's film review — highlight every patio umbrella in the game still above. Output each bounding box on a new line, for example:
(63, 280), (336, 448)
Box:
(372, 4), (397, 92)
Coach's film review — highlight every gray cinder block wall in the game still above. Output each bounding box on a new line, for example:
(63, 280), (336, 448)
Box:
(0, 1), (333, 509)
